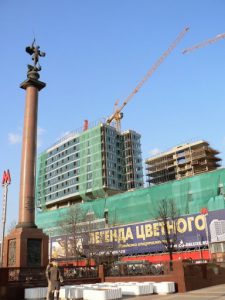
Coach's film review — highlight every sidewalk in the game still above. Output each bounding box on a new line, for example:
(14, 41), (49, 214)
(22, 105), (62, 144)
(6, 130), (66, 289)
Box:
(126, 284), (225, 299)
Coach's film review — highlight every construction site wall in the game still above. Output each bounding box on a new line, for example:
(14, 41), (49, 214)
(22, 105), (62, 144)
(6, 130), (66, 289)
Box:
(36, 168), (225, 232)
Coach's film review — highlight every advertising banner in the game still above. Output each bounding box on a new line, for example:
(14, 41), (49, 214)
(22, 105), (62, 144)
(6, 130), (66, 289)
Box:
(51, 236), (67, 258)
(50, 209), (225, 257)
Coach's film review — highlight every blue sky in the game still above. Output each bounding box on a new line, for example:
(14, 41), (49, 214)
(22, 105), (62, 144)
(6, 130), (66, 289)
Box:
(1, 0), (225, 229)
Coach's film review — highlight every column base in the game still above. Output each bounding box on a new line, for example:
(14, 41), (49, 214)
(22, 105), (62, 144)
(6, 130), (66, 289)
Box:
(16, 222), (37, 228)
(3, 227), (48, 268)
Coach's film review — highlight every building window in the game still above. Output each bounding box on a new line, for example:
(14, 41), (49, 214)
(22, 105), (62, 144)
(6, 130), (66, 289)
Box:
(87, 173), (92, 180)
(104, 211), (109, 225)
(87, 182), (92, 189)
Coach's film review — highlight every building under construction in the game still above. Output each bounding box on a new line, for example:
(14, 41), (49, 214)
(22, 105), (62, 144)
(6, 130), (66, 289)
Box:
(35, 28), (225, 263)
(36, 165), (225, 263)
(36, 122), (143, 210)
(145, 140), (221, 185)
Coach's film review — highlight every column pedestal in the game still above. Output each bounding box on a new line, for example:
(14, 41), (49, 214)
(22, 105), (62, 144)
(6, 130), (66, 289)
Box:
(3, 227), (48, 267)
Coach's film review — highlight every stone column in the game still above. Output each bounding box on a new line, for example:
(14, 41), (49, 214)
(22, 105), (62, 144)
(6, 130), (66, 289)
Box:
(17, 77), (45, 228)
(2, 44), (48, 268)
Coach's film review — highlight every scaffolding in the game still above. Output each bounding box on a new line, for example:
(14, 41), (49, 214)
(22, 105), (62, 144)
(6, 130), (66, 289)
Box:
(36, 151), (48, 210)
(35, 123), (143, 210)
(79, 124), (105, 201)
(145, 141), (221, 185)
(36, 167), (225, 234)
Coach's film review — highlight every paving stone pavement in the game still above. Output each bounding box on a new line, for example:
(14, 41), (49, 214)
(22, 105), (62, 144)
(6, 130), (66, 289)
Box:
(122, 284), (225, 300)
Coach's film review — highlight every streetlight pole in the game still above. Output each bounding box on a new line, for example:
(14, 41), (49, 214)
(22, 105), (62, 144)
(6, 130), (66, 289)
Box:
(1, 170), (11, 266)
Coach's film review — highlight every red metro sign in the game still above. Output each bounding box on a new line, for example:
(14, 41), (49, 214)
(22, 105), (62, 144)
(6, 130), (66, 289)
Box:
(2, 170), (11, 185)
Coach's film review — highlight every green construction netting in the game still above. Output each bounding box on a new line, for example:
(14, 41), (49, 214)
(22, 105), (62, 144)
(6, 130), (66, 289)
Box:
(36, 151), (48, 211)
(94, 168), (224, 225)
(36, 168), (225, 233)
(36, 200), (107, 236)
(79, 124), (105, 201)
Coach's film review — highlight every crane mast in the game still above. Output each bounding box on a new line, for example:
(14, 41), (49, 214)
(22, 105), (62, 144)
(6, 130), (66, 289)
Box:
(106, 26), (190, 131)
(183, 32), (225, 54)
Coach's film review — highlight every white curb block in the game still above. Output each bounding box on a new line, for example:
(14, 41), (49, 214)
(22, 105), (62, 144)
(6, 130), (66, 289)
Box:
(153, 282), (176, 294)
(24, 287), (47, 300)
(83, 287), (122, 300)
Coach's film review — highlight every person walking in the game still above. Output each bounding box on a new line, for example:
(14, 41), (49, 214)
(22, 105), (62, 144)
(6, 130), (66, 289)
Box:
(46, 259), (63, 300)
(46, 259), (53, 300)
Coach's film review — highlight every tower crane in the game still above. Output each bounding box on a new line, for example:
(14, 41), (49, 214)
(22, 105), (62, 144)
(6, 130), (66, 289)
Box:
(106, 26), (190, 131)
(183, 32), (225, 54)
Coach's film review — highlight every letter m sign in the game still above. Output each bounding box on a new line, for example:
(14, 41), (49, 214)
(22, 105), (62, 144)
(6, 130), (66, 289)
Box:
(2, 170), (11, 185)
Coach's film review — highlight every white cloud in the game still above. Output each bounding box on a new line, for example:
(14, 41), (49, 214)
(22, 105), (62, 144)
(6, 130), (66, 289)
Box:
(37, 127), (46, 148)
(8, 133), (22, 145)
(8, 126), (46, 148)
(37, 127), (46, 136)
(149, 148), (161, 156)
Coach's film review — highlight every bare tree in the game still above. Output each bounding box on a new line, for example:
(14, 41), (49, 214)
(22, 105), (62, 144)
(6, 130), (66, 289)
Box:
(57, 204), (85, 263)
(56, 207), (122, 268)
(155, 199), (180, 270)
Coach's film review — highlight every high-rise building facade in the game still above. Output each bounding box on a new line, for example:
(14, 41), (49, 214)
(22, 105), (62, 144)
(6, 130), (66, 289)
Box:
(123, 130), (143, 190)
(145, 140), (221, 185)
(36, 123), (143, 210)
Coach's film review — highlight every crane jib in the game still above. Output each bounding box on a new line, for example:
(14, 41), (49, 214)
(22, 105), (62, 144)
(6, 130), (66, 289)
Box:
(107, 27), (190, 130)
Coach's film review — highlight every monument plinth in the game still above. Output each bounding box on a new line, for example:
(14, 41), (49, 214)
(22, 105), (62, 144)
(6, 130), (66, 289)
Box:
(3, 41), (48, 267)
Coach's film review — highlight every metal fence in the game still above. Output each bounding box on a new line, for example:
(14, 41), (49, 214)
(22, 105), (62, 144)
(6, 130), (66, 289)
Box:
(8, 267), (46, 283)
(5, 266), (98, 284)
(105, 261), (168, 277)
(61, 266), (98, 280)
